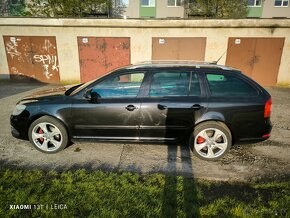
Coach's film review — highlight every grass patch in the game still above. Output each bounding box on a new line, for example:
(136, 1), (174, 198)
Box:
(0, 169), (289, 218)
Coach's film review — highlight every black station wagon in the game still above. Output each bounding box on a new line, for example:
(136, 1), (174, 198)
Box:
(11, 61), (272, 161)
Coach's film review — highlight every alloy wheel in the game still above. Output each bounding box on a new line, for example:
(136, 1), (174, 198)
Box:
(31, 122), (63, 152)
(194, 128), (228, 159)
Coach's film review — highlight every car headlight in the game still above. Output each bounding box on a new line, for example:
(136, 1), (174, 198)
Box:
(12, 104), (26, 116)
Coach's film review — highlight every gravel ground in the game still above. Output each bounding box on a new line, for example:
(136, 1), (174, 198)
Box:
(0, 81), (289, 182)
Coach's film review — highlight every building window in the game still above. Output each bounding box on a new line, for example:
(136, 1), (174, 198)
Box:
(141, 0), (155, 7)
(248, 0), (262, 7)
(274, 0), (289, 6)
(168, 0), (181, 6)
(115, 0), (129, 7)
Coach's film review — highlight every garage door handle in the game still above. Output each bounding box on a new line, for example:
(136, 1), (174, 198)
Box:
(191, 104), (204, 110)
(125, 105), (137, 111)
(157, 104), (167, 110)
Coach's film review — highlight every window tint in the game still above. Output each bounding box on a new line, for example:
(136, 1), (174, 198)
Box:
(189, 73), (201, 96)
(92, 73), (144, 98)
(149, 71), (200, 97)
(206, 73), (258, 97)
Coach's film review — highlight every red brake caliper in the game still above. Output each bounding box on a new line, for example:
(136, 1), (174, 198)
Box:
(38, 128), (44, 142)
(197, 136), (205, 144)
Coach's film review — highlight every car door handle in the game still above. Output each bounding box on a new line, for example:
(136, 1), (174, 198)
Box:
(157, 104), (167, 110)
(191, 104), (204, 110)
(125, 105), (137, 111)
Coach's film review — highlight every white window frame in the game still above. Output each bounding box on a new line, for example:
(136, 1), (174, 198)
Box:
(167, 0), (181, 7)
(274, 0), (289, 7)
(141, 0), (155, 7)
(248, 0), (262, 7)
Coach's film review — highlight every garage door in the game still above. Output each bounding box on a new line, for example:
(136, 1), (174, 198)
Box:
(78, 37), (131, 83)
(226, 38), (284, 86)
(152, 37), (206, 61)
(3, 36), (60, 83)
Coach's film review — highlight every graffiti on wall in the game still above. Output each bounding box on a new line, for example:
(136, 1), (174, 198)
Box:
(33, 54), (59, 79)
(4, 36), (60, 83)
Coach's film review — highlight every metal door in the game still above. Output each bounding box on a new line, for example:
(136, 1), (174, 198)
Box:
(3, 36), (60, 83)
(78, 37), (131, 83)
(152, 37), (206, 61)
(226, 37), (284, 86)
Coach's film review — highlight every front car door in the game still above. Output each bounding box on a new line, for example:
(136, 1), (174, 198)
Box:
(139, 69), (208, 142)
(70, 71), (145, 141)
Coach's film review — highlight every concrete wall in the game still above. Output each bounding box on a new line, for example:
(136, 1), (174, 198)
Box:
(262, 0), (290, 18)
(0, 18), (290, 85)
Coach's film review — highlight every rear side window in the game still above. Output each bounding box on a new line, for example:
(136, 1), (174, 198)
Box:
(149, 71), (201, 97)
(206, 73), (258, 97)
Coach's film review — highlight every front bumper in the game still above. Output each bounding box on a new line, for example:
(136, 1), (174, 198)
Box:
(10, 115), (29, 140)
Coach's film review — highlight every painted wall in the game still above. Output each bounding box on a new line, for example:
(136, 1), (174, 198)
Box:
(247, 6), (263, 18)
(262, 0), (290, 18)
(140, 7), (156, 17)
(0, 18), (290, 85)
(117, 0), (140, 18)
(140, 1), (156, 18)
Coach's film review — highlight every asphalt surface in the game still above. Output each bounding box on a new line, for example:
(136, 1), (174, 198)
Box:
(0, 81), (289, 181)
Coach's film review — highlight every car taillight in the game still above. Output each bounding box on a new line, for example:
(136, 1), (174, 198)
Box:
(264, 97), (272, 118)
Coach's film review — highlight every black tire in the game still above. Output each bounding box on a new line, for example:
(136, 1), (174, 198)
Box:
(189, 121), (232, 161)
(28, 116), (68, 154)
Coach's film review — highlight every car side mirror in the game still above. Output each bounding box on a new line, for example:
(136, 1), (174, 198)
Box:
(84, 89), (100, 103)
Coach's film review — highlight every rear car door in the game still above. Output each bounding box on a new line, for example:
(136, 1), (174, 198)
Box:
(139, 69), (208, 142)
(70, 71), (145, 140)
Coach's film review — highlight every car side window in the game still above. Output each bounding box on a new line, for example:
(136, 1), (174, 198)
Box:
(92, 72), (145, 98)
(149, 71), (201, 97)
(206, 73), (258, 97)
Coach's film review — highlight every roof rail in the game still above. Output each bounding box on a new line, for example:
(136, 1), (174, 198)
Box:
(127, 60), (234, 71)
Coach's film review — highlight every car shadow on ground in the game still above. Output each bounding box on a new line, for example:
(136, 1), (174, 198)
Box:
(161, 144), (201, 217)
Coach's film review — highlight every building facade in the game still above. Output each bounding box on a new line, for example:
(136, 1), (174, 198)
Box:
(117, 0), (290, 19)
(247, 0), (290, 18)
(115, 0), (187, 18)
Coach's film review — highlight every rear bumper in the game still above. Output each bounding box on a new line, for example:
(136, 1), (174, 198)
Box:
(239, 118), (272, 143)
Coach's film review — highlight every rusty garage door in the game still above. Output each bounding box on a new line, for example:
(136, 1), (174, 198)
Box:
(78, 37), (130, 83)
(3, 36), (60, 83)
(226, 38), (284, 86)
(152, 37), (206, 61)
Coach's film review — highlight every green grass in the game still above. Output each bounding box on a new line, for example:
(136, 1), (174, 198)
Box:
(0, 169), (289, 218)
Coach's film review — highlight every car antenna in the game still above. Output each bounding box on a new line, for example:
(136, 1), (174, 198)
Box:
(211, 41), (235, 65)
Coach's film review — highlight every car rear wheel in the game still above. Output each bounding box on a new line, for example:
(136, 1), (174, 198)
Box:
(190, 121), (232, 161)
(28, 116), (68, 153)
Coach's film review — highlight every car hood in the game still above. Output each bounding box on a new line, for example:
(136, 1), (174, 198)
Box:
(19, 85), (75, 103)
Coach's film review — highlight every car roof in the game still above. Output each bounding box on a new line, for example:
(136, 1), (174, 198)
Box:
(125, 61), (238, 71)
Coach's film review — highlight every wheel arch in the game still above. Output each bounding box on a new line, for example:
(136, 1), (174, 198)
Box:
(28, 114), (71, 139)
(194, 119), (235, 145)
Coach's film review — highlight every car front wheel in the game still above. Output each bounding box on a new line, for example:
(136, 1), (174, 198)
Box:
(190, 121), (232, 161)
(28, 116), (68, 153)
